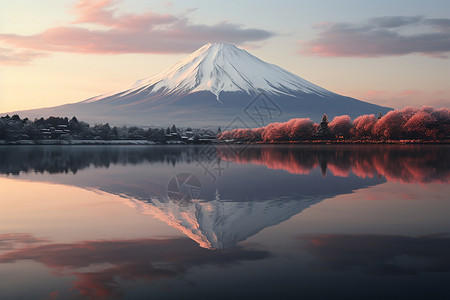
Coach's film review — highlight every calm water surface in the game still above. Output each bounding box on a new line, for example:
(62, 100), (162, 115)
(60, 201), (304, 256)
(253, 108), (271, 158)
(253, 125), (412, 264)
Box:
(0, 145), (449, 300)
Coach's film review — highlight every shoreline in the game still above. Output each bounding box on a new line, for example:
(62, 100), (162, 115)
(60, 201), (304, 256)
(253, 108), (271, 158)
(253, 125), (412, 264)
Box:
(0, 139), (448, 146)
(0, 140), (158, 145)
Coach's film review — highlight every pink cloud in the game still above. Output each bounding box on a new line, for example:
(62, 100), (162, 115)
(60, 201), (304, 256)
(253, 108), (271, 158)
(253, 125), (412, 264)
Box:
(366, 90), (388, 96)
(72, 0), (177, 29)
(0, 47), (48, 65)
(399, 90), (423, 96)
(346, 89), (450, 109)
(299, 16), (450, 58)
(72, 0), (116, 25)
(0, 0), (274, 61)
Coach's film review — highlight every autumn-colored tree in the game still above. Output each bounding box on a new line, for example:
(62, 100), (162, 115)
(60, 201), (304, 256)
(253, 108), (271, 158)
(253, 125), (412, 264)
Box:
(373, 107), (418, 140)
(218, 106), (450, 142)
(351, 114), (377, 139)
(329, 115), (352, 139)
(261, 122), (289, 142)
(286, 118), (316, 140)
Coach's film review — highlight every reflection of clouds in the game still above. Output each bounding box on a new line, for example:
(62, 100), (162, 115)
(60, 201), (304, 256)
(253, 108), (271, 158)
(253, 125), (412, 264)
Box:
(220, 145), (449, 183)
(0, 235), (270, 299)
(298, 233), (450, 275)
(0, 233), (49, 251)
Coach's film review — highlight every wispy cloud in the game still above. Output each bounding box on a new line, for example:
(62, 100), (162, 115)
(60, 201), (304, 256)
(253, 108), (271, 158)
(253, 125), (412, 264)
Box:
(0, 233), (49, 250)
(0, 0), (274, 64)
(356, 89), (450, 109)
(299, 16), (450, 58)
(0, 47), (48, 65)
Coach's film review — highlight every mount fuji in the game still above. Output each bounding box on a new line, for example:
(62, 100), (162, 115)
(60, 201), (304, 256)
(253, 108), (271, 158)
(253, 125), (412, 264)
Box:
(9, 43), (391, 126)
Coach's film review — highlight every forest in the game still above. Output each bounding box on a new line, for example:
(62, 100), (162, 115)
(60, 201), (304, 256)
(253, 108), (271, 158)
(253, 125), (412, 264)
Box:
(0, 115), (216, 143)
(219, 106), (449, 142)
(0, 106), (448, 143)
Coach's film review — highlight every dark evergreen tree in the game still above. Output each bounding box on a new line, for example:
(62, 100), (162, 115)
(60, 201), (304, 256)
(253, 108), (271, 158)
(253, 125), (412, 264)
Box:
(94, 123), (113, 140)
(0, 119), (7, 140)
(128, 126), (145, 139)
(23, 122), (40, 140)
(70, 116), (79, 124)
(34, 117), (45, 127)
(112, 126), (119, 139)
(317, 114), (333, 140)
(171, 124), (177, 133)
(146, 128), (166, 142)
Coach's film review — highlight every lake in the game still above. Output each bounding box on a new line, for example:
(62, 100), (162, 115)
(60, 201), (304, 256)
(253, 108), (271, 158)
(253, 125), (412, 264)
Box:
(0, 144), (449, 300)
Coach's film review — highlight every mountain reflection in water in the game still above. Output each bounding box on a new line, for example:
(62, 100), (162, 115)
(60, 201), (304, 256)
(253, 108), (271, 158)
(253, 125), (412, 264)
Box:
(0, 145), (448, 249)
(0, 145), (449, 300)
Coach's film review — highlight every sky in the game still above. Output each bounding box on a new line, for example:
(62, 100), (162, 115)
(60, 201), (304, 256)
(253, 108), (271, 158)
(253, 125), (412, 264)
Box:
(0, 0), (449, 113)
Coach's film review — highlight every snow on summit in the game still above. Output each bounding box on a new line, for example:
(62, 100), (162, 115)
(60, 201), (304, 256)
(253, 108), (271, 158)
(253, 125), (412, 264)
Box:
(14, 42), (391, 126)
(109, 43), (333, 102)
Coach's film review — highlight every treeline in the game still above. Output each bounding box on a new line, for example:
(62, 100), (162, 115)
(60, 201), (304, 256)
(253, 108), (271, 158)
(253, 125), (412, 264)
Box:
(1, 105), (448, 143)
(219, 106), (449, 142)
(0, 115), (216, 142)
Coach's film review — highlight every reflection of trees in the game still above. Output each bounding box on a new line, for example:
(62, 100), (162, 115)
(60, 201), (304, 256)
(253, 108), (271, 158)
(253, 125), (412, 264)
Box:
(219, 145), (450, 183)
(0, 146), (206, 175)
(0, 235), (270, 299)
(0, 145), (448, 183)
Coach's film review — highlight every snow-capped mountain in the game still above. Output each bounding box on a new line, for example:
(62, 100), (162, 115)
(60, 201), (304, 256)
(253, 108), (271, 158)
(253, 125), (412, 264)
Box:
(86, 43), (333, 103)
(8, 43), (391, 126)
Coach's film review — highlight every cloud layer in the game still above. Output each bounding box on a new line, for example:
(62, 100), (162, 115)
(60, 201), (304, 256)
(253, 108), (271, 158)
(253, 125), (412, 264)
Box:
(0, 235), (270, 299)
(299, 16), (450, 58)
(361, 89), (450, 109)
(0, 47), (48, 65)
(0, 0), (274, 64)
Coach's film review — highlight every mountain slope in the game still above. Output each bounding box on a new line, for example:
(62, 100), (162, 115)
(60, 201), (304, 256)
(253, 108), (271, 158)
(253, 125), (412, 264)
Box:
(87, 43), (333, 102)
(7, 43), (392, 126)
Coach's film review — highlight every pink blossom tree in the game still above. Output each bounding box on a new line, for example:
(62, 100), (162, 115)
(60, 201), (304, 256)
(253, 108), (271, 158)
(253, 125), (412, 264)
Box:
(329, 115), (352, 139)
(351, 114), (377, 139)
